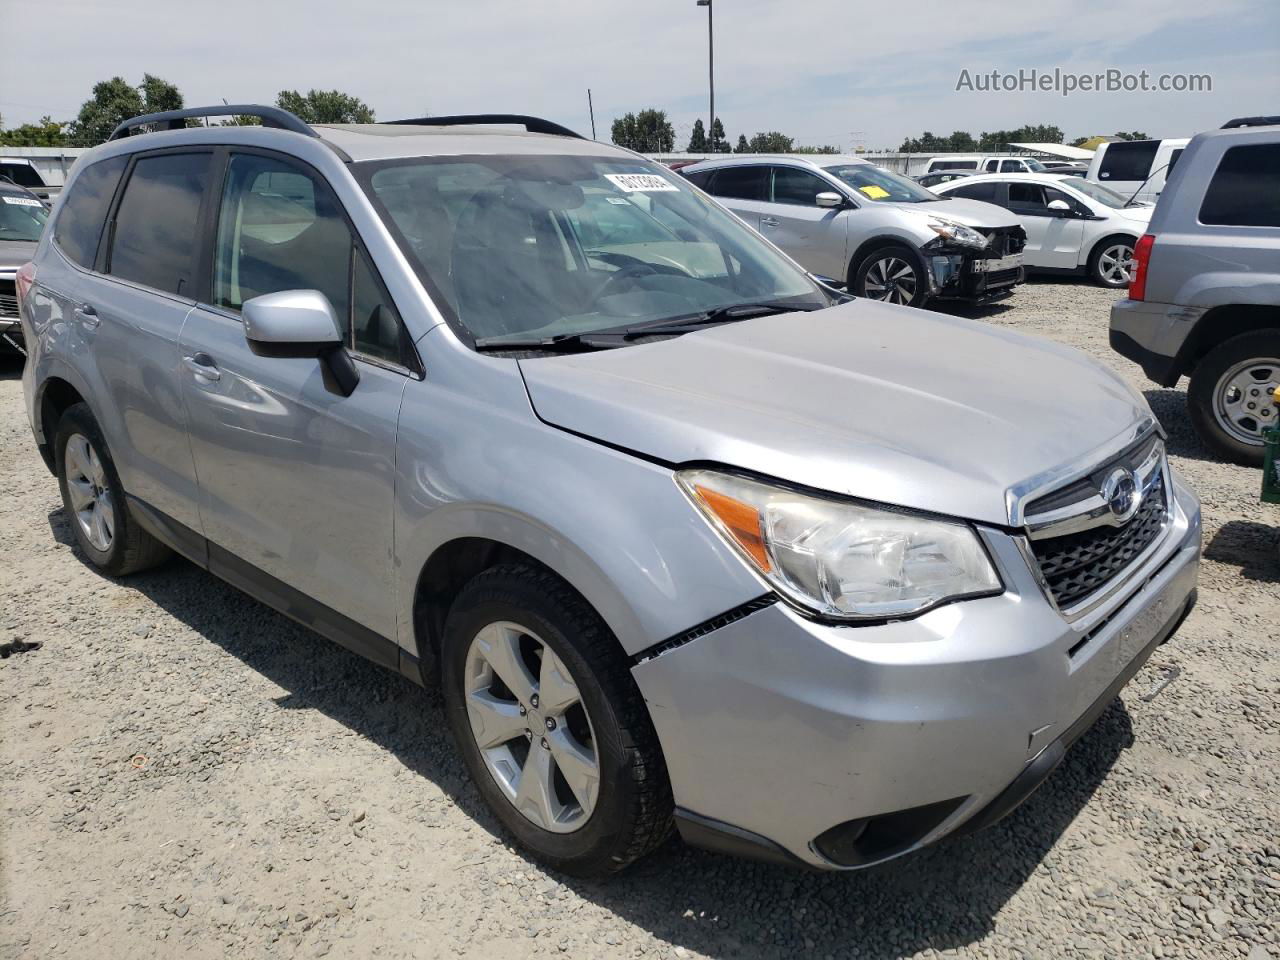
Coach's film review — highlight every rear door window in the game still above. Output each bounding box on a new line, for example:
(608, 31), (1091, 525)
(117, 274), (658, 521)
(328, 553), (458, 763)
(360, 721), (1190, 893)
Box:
(1199, 144), (1280, 227)
(1098, 140), (1160, 182)
(53, 155), (128, 269)
(707, 166), (768, 201)
(948, 181), (998, 203)
(108, 152), (213, 296)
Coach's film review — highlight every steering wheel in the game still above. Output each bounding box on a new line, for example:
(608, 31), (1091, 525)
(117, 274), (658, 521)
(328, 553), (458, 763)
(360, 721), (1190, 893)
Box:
(593, 261), (665, 299)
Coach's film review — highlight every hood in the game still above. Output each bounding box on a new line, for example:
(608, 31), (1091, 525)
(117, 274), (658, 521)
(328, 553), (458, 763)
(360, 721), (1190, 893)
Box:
(881, 197), (1022, 229)
(519, 301), (1149, 526)
(0, 240), (38, 272)
(1111, 203), (1155, 225)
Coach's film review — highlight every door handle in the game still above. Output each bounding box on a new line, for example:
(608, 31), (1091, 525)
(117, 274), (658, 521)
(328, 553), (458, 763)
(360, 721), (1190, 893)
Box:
(761, 216), (780, 227)
(183, 353), (221, 381)
(74, 303), (99, 327)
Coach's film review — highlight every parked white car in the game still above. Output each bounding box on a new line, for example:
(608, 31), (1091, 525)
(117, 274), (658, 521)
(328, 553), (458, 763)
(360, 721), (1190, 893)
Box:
(933, 173), (1153, 287)
(1085, 138), (1188, 205)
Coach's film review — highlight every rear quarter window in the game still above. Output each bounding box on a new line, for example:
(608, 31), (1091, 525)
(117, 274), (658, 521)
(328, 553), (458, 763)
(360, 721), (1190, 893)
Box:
(53, 155), (128, 269)
(1199, 143), (1280, 227)
(1098, 140), (1160, 182)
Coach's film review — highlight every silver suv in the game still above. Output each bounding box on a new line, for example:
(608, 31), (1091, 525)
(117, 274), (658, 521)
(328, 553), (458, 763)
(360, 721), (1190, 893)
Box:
(681, 155), (1027, 306)
(20, 106), (1200, 876)
(1110, 119), (1280, 466)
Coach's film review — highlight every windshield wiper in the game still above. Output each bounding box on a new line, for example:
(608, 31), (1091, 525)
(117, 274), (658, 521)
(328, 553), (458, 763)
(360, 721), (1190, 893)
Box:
(620, 302), (819, 339)
(472, 332), (624, 353)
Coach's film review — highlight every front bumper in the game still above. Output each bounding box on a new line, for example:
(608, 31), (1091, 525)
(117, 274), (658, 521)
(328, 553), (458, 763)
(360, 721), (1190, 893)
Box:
(633, 473), (1201, 870)
(1109, 297), (1204, 387)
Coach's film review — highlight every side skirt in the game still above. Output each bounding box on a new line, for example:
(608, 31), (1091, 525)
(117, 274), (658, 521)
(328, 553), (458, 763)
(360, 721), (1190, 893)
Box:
(125, 494), (422, 686)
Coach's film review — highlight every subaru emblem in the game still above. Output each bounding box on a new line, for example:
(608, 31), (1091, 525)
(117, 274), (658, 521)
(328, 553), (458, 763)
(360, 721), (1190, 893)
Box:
(1100, 467), (1140, 522)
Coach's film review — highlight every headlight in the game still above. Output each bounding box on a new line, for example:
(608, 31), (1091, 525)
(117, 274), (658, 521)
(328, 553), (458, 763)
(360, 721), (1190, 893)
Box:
(677, 469), (1002, 621)
(926, 218), (988, 250)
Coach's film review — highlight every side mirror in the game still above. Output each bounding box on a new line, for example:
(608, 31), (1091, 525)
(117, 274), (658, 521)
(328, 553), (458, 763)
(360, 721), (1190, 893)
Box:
(815, 192), (844, 209)
(1046, 199), (1071, 216)
(242, 289), (360, 396)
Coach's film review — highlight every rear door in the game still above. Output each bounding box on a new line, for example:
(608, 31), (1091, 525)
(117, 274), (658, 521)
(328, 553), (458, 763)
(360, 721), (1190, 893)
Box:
(703, 165), (770, 231)
(177, 149), (411, 645)
(86, 149), (213, 535)
(757, 165), (848, 280)
(1004, 181), (1085, 268)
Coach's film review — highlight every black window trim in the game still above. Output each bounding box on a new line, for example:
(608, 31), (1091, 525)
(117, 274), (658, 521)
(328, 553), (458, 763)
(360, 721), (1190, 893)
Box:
(197, 145), (423, 378)
(99, 144), (219, 306)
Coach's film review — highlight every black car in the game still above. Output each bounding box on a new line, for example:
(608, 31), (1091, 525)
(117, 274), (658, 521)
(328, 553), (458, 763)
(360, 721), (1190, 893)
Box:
(0, 182), (48, 353)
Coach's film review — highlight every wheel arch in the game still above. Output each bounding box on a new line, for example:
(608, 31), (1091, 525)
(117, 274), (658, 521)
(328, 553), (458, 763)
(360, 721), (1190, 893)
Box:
(846, 234), (927, 286)
(1174, 306), (1280, 381)
(1085, 232), (1140, 272)
(34, 373), (92, 474)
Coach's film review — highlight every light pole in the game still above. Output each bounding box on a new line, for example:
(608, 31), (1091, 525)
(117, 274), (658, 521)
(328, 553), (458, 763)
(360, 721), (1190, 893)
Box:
(696, 0), (714, 152)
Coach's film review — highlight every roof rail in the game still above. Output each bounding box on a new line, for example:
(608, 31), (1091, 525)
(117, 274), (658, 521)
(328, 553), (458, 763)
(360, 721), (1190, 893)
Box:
(1221, 116), (1280, 129)
(108, 105), (317, 141)
(383, 114), (585, 140)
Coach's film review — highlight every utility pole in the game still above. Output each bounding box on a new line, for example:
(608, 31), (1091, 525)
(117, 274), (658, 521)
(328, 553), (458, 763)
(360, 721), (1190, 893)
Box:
(696, 0), (714, 151)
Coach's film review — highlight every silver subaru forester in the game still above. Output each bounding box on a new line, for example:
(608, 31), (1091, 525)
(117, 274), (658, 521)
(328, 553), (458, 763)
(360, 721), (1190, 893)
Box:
(19, 106), (1201, 876)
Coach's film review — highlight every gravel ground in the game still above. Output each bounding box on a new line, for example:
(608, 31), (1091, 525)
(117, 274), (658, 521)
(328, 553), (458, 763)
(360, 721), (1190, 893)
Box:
(2, 277), (1277, 960)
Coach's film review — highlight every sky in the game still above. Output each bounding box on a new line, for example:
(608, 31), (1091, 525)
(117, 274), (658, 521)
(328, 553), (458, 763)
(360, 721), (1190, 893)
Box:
(2, 0), (1277, 151)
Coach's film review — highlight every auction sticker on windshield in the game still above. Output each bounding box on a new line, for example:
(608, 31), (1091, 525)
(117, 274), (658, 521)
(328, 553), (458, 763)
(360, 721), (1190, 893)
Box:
(2, 196), (42, 207)
(605, 173), (679, 193)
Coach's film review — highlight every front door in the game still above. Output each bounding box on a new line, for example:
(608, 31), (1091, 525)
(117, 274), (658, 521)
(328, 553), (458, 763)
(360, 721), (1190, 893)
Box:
(1004, 181), (1085, 269)
(177, 150), (412, 642)
(758, 166), (849, 281)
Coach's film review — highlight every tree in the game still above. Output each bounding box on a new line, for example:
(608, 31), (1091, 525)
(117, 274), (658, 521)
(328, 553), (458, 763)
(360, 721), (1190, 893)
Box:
(276, 89), (375, 124)
(900, 124), (1065, 153)
(792, 144), (840, 154)
(1114, 130), (1151, 141)
(610, 109), (674, 152)
(139, 74), (184, 115)
(734, 134), (749, 153)
(746, 131), (794, 153)
(0, 115), (69, 146)
(710, 117), (729, 152)
(687, 118), (708, 152)
(68, 77), (145, 144)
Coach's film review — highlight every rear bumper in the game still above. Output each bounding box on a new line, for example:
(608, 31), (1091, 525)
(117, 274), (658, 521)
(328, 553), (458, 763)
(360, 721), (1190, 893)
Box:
(1109, 297), (1201, 387)
(634, 475), (1201, 870)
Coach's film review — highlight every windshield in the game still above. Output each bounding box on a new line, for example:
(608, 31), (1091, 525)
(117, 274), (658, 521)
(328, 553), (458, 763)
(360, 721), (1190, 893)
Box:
(1023, 158), (1047, 172)
(355, 155), (828, 345)
(0, 193), (48, 242)
(822, 164), (939, 204)
(1063, 179), (1128, 209)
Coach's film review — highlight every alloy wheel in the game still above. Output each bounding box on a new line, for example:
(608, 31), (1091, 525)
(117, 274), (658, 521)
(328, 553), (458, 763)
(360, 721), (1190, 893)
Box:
(463, 621), (600, 833)
(63, 433), (115, 552)
(1098, 243), (1135, 285)
(863, 256), (918, 304)
(1212, 357), (1280, 446)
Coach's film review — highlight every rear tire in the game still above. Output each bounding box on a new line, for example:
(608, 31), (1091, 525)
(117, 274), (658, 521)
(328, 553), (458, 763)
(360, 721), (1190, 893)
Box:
(54, 403), (171, 575)
(1186, 331), (1280, 466)
(440, 564), (673, 877)
(851, 245), (928, 307)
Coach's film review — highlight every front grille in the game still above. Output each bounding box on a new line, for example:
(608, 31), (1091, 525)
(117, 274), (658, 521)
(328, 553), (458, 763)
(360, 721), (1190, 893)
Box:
(1031, 475), (1168, 609)
(0, 279), (17, 318)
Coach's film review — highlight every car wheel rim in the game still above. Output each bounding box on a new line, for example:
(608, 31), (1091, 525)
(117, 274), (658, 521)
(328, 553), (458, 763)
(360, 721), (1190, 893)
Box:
(463, 621), (600, 833)
(64, 433), (115, 552)
(1212, 357), (1280, 446)
(863, 257), (917, 305)
(1098, 244), (1134, 284)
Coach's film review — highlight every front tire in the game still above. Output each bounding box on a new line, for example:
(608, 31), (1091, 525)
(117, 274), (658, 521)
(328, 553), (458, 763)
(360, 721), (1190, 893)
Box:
(1187, 331), (1280, 466)
(851, 245), (928, 306)
(1089, 236), (1136, 288)
(54, 403), (171, 575)
(440, 565), (673, 877)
